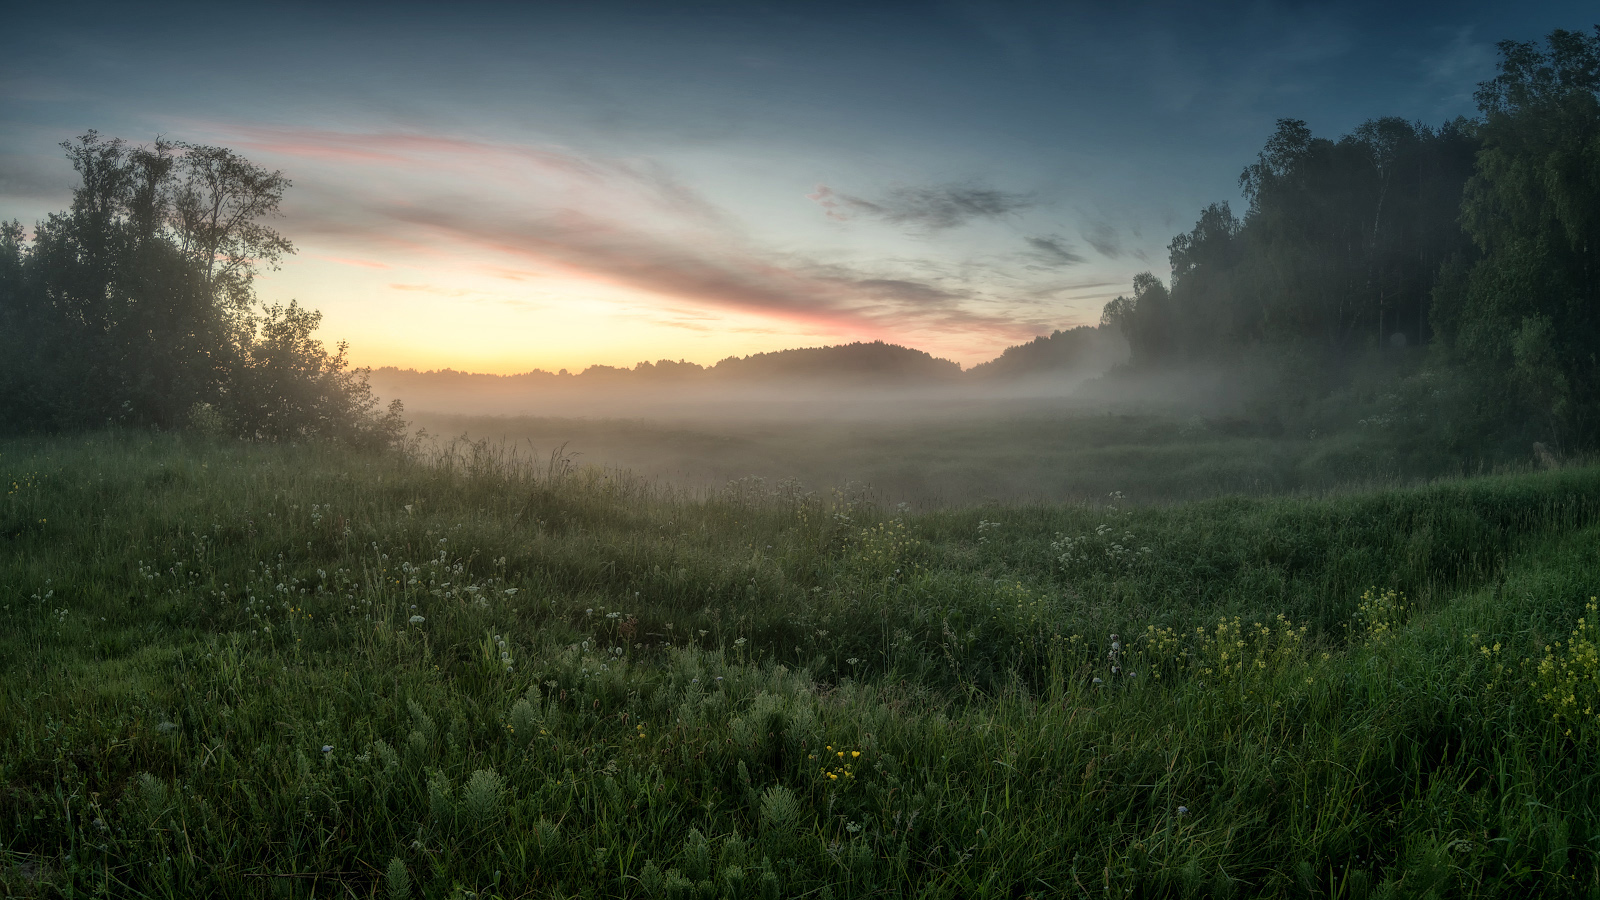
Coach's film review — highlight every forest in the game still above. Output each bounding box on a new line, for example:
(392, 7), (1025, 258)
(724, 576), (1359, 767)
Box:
(1098, 27), (1600, 456)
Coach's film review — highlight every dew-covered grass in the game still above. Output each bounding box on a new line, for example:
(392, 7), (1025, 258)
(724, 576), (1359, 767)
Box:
(3, 431), (1600, 897)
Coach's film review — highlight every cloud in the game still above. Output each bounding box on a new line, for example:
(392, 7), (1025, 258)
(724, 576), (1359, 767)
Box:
(219, 125), (738, 232)
(0, 152), (77, 201)
(1020, 278), (1119, 300)
(851, 278), (969, 305)
(360, 201), (1032, 340)
(1022, 235), (1086, 268)
(810, 182), (1033, 231)
(215, 126), (1053, 344)
(1081, 221), (1124, 259)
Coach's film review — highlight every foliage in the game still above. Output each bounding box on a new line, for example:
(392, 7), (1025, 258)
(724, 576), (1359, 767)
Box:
(1445, 27), (1600, 450)
(0, 132), (404, 448)
(1094, 25), (1600, 458)
(964, 324), (1128, 379)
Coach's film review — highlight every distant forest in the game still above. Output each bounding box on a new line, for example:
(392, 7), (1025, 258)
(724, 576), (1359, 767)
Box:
(369, 325), (1125, 389)
(1, 26), (1597, 457)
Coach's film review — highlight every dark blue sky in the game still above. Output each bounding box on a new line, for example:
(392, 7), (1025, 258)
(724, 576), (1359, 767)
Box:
(1, 1), (1590, 371)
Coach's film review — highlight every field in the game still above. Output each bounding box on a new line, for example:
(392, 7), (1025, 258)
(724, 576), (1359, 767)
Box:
(4, 428), (1600, 897)
(408, 404), (1472, 507)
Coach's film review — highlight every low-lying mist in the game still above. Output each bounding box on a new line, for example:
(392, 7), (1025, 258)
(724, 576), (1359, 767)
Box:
(376, 332), (1506, 508)
(378, 374), (1120, 421)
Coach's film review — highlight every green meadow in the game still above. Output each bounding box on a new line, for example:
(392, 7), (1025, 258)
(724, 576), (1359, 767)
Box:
(407, 406), (1463, 508)
(4, 429), (1600, 898)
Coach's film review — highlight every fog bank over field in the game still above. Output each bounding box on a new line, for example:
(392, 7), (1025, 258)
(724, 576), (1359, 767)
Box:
(373, 374), (1123, 421)
(368, 329), (1129, 420)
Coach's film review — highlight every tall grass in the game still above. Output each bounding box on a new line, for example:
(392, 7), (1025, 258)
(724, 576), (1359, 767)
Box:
(2, 432), (1598, 897)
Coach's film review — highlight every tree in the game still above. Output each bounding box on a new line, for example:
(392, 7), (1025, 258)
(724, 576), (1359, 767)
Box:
(1448, 27), (1600, 448)
(1100, 272), (1171, 367)
(170, 143), (294, 308)
(1229, 117), (1477, 356)
(1166, 201), (1243, 357)
(0, 132), (404, 446)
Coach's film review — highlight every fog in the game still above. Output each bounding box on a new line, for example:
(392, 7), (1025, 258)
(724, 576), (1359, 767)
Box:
(373, 371), (1123, 422)
(385, 361), (1336, 509)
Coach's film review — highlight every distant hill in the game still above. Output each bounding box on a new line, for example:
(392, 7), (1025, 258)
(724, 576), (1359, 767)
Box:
(708, 341), (962, 382)
(371, 340), (964, 391)
(367, 332), (1123, 415)
(965, 325), (1128, 380)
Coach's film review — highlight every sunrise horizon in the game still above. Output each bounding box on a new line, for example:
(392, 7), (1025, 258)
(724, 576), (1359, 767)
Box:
(9, 1), (1583, 378)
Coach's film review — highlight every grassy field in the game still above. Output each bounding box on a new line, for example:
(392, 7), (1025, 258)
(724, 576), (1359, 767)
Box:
(3, 431), (1600, 897)
(409, 406), (1482, 507)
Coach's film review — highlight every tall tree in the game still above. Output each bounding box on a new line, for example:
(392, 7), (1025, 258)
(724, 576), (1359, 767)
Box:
(170, 143), (294, 308)
(1166, 201), (1243, 357)
(1446, 27), (1600, 447)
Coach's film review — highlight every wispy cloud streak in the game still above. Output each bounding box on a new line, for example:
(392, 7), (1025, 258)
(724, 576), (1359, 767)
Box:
(810, 182), (1033, 231)
(216, 126), (1060, 344)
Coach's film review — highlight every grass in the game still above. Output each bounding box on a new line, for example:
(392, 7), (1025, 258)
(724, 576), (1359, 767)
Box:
(409, 406), (1486, 507)
(3, 430), (1600, 897)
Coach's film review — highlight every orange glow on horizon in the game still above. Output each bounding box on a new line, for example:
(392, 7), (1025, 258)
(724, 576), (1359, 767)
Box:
(272, 256), (938, 377)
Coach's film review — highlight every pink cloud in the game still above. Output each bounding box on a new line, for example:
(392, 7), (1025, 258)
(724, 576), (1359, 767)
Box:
(210, 125), (1054, 350)
(369, 204), (1045, 341)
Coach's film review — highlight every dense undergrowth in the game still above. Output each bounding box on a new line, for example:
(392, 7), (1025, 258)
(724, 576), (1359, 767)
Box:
(3, 432), (1600, 897)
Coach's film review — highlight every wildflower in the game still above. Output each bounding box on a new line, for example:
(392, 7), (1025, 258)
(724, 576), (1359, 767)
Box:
(322, 745), (333, 754)
(1092, 677), (1103, 685)
(409, 615), (425, 624)
(1177, 806), (1188, 816)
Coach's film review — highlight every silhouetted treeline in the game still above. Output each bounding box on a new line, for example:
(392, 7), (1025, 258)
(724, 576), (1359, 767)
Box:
(965, 325), (1127, 380)
(367, 327), (1130, 405)
(0, 134), (405, 447)
(379, 340), (982, 389)
(1100, 26), (1600, 452)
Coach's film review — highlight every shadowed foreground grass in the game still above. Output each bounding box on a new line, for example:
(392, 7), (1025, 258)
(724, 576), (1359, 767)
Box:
(3, 432), (1600, 897)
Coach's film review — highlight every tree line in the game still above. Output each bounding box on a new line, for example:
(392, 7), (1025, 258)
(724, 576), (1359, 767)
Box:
(1100, 26), (1600, 453)
(0, 133), (405, 447)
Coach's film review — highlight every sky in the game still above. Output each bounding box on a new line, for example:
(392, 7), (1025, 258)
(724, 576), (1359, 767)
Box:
(1, 1), (1591, 374)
